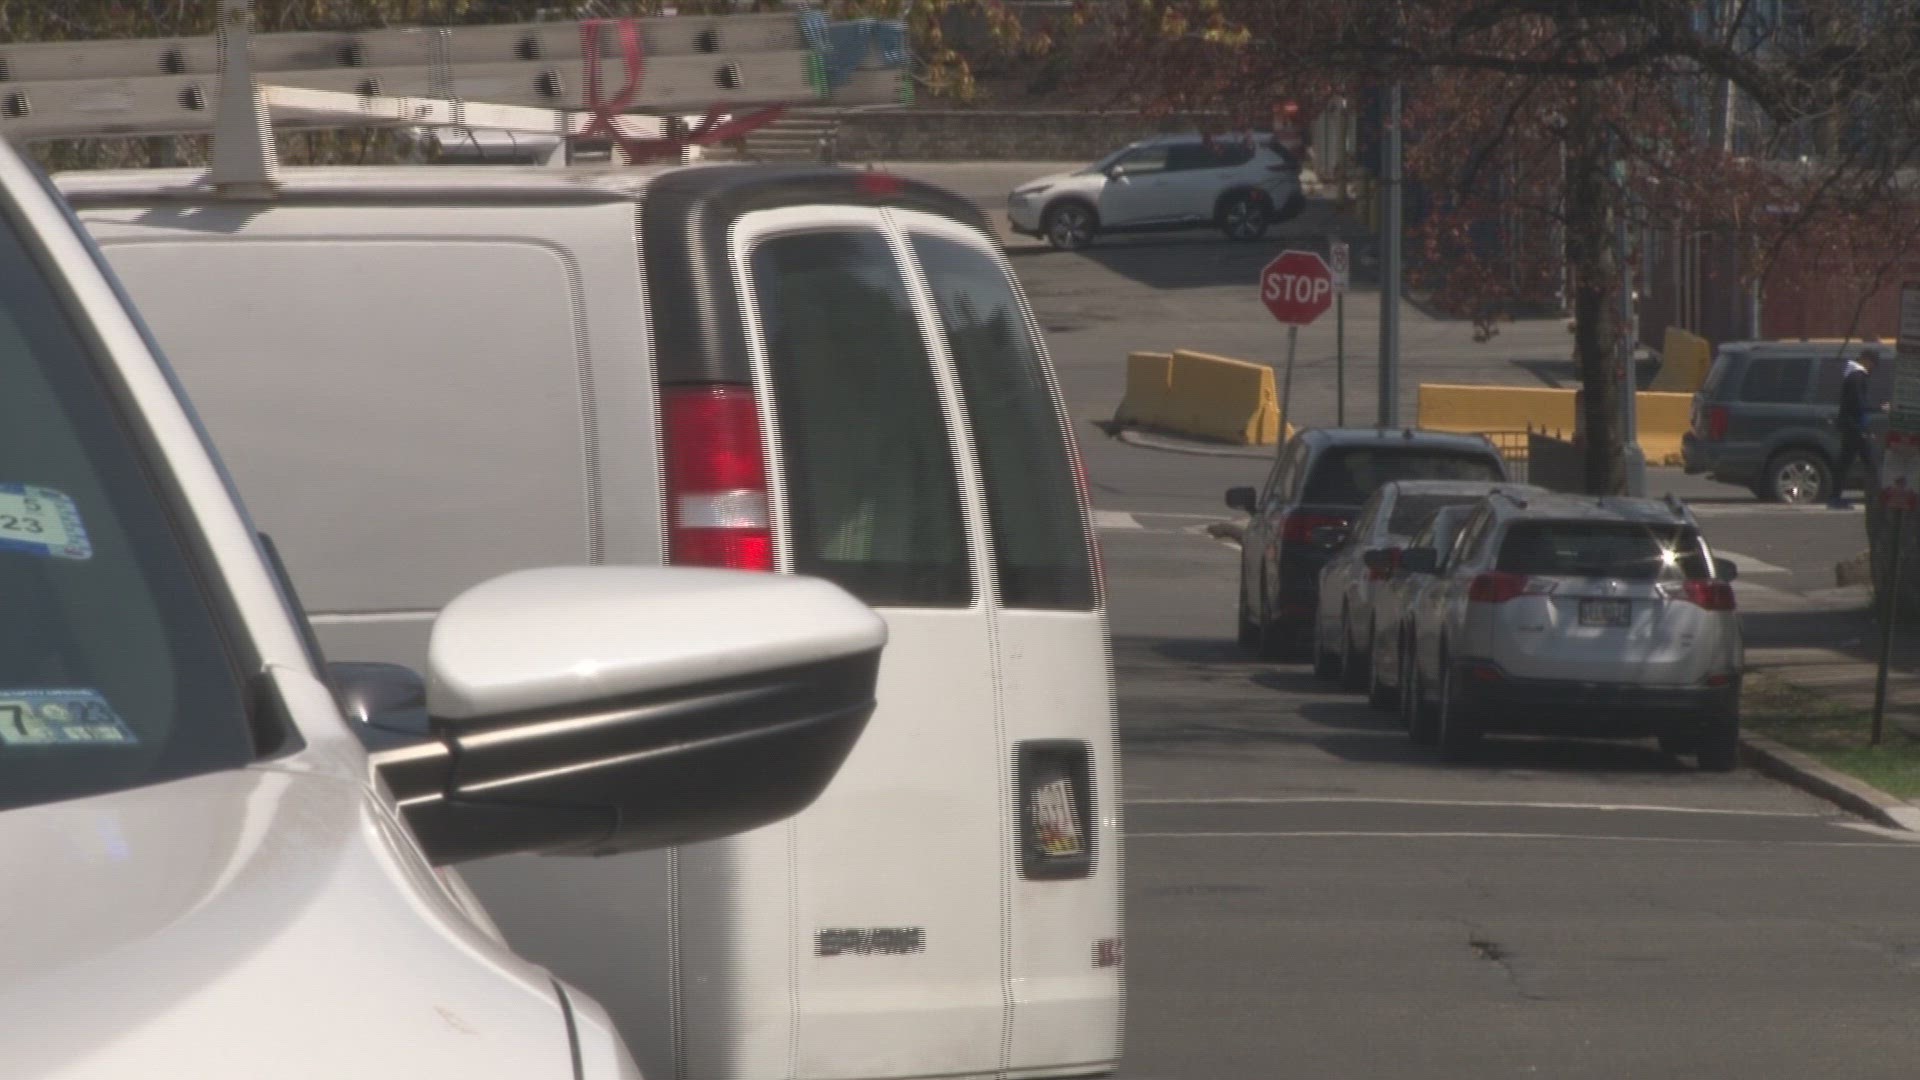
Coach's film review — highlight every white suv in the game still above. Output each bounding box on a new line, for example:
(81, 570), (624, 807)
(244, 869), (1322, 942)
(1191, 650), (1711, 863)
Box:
(1398, 491), (1744, 770)
(1008, 133), (1306, 250)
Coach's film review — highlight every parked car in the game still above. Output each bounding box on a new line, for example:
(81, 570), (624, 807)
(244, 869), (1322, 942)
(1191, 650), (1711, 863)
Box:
(1397, 490), (1743, 769)
(1681, 339), (1892, 503)
(1313, 480), (1544, 689)
(0, 135), (887, 1076)
(1368, 502), (1486, 715)
(1008, 133), (1306, 251)
(1228, 429), (1510, 660)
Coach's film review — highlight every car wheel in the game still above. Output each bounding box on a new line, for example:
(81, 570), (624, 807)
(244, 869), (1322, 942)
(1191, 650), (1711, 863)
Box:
(1657, 731), (1699, 758)
(1404, 644), (1439, 746)
(1043, 202), (1097, 251)
(1256, 579), (1292, 661)
(1367, 631), (1397, 712)
(1339, 614), (1369, 691)
(1761, 448), (1832, 505)
(1237, 589), (1260, 653)
(1438, 654), (1480, 758)
(1219, 194), (1271, 242)
(1696, 710), (1741, 773)
(1312, 615), (1340, 680)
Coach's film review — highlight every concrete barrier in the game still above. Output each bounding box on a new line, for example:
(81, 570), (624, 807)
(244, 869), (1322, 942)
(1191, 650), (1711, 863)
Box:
(1651, 327), (1712, 392)
(1418, 383), (1695, 466)
(1114, 351), (1173, 428)
(1111, 348), (1289, 446)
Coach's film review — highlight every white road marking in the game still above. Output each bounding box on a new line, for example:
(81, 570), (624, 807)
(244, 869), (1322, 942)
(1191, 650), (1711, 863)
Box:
(1127, 830), (1914, 848)
(1124, 796), (1821, 818)
(1092, 510), (1143, 530)
(1712, 550), (1792, 575)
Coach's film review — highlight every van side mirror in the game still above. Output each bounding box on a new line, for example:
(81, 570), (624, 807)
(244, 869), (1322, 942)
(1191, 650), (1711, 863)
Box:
(1399, 548), (1440, 574)
(359, 567), (885, 867)
(1226, 486), (1258, 513)
(1713, 557), (1739, 582)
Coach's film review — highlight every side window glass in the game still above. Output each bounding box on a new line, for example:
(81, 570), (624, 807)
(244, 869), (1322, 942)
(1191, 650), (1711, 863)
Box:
(907, 233), (1095, 611)
(1451, 510), (1491, 568)
(1741, 356), (1813, 404)
(1814, 357), (1847, 403)
(1116, 146), (1169, 176)
(1261, 444), (1298, 507)
(750, 229), (972, 607)
(1165, 144), (1210, 172)
(1216, 141), (1256, 167)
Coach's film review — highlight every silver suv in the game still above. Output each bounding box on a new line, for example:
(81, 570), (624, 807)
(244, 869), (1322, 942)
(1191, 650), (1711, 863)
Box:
(1398, 491), (1744, 770)
(1008, 133), (1306, 250)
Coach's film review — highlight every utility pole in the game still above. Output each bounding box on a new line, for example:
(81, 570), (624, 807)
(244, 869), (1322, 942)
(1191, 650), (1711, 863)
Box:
(1378, 82), (1403, 428)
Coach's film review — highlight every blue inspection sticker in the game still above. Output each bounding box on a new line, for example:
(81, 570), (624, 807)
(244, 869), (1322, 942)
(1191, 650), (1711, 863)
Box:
(0, 484), (89, 561)
(0, 689), (136, 748)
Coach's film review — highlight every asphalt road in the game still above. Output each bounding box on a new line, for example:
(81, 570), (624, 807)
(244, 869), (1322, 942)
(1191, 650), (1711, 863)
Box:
(885, 161), (1920, 1076)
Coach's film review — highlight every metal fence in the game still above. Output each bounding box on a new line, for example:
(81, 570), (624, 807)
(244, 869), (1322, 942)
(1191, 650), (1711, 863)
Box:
(1485, 430), (1530, 484)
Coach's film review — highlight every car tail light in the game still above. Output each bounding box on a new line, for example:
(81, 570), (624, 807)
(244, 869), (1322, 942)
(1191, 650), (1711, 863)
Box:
(1703, 404), (1730, 442)
(1468, 571), (1533, 604)
(1468, 662), (1504, 683)
(662, 384), (773, 571)
(1678, 579), (1737, 611)
(1368, 549), (1401, 581)
(1281, 511), (1350, 546)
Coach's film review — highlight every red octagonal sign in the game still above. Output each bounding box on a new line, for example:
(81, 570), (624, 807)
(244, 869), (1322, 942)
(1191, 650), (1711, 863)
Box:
(1260, 249), (1335, 327)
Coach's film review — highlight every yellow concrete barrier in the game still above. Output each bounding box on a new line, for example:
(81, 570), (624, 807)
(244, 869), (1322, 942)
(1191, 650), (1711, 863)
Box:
(1114, 351), (1173, 428)
(1651, 327), (1712, 393)
(1417, 383), (1697, 467)
(1164, 349), (1284, 446)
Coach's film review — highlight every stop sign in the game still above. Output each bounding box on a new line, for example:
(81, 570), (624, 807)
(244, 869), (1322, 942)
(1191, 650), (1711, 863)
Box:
(1260, 250), (1335, 326)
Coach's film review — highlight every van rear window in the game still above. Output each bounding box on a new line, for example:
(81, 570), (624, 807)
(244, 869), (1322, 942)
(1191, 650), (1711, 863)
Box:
(750, 230), (973, 607)
(909, 233), (1095, 611)
(1301, 448), (1502, 507)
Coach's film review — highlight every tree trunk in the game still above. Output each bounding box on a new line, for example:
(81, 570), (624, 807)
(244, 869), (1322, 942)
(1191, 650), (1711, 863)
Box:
(1564, 87), (1627, 495)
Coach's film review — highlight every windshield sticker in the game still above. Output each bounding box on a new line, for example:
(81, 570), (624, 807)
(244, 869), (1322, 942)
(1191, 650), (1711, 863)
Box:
(0, 484), (90, 560)
(0, 689), (136, 747)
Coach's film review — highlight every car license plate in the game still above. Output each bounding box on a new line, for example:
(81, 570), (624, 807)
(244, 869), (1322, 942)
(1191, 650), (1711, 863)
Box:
(1579, 598), (1632, 627)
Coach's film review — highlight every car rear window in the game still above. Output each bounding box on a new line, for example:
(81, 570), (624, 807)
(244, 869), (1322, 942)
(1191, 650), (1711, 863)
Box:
(1701, 351), (1737, 398)
(908, 232), (1095, 611)
(750, 229), (973, 608)
(1387, 493), (1481, 537)
(1302, 448), (1503, 507)
(1496, 521), (1711, 581)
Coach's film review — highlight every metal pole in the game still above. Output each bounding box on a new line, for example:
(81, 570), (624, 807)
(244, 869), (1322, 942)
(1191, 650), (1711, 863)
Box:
(1621, 195), (1637, 446)
(1280, 325), (1300, 441)
(1336, 293), (1346, 426)
(1378, 83), (1403, 428)
(1874, 508), (1903, 746)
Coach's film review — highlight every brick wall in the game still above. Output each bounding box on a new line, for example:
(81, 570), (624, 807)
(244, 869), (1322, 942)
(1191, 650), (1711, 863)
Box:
(830, 110), (1233, 162)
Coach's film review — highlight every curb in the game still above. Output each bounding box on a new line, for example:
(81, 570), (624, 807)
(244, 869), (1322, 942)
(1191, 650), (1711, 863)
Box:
(1111, 427), (1273, 460)
(1740, 732), (1920, 832)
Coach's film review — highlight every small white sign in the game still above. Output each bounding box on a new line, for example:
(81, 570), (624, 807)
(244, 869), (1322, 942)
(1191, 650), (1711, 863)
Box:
(1329, 239), (1351, 292)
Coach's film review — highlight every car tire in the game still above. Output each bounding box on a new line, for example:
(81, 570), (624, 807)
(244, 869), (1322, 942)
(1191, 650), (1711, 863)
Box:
(1256, 580), (1293, 661)
(1368, 636), (1397, 712)
(1274, 190), (1307, 223)
(1237, 590), (1260, 654)
(1339, 614), (1369, 691)
(1696, 710), (1741, 773)
(1657, 731), (1700, 758)
(1438, 655), (1480, 759)
(1404, 645), (1439, 746)
(1219, 194), (1271, 242)
(1042, 202), (1097, 251)
(1760, 448), (1832, 505)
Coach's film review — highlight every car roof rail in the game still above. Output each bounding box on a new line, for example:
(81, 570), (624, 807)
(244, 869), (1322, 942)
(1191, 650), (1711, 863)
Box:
(1488, 487), (1529, 510)
(1662, 491), (1696, 523)
(0, 0), (908, 198)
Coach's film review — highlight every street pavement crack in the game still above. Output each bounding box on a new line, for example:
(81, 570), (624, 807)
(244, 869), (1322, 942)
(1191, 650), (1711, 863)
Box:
(1456, 919), (1548, 1002)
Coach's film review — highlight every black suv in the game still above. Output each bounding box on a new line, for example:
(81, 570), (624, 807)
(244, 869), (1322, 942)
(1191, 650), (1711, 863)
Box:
(1681, 340), (1891, 503)
(1228, 428), (1509, 658)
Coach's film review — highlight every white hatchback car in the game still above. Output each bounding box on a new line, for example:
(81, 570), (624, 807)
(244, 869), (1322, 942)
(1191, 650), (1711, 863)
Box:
(1398, 491), (1744, 770)
(1008, 133), (1306, 250)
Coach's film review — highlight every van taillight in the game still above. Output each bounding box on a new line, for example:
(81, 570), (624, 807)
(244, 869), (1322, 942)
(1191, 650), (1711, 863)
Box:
(662, 384), (773, 572)
(1280, 511), (1350, 546)
(1704, 405), (1730, 442)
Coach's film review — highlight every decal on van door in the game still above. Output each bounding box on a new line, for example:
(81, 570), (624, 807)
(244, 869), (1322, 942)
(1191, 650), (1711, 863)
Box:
(0, 689), (135, 747)
(0, 484), (90, 560)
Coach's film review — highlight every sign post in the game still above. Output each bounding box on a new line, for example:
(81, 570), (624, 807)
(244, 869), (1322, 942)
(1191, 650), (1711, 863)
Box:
(1874, 283), (1920, 741)
(1330, 239), (1351, 426)
(1261, 249), (1337, 440)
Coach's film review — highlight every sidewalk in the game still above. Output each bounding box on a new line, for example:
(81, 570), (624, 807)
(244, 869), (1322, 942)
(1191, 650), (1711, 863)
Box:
(1739, 580), (1920, 737)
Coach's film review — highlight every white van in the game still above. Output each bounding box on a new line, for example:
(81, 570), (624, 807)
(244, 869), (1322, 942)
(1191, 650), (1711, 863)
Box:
(64, 160), (1124, 1080)
(0, 122), (886, 1075)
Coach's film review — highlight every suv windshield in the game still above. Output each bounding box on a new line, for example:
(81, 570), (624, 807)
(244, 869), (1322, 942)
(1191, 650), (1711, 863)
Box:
(1303, 448), (1502, 507)
(1496, 521), (1711, 581)
(0, 194), (253, 812)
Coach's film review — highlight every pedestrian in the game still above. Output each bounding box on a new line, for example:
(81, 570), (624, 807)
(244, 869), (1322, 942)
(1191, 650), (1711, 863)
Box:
(1831, 348), (1880, 509)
